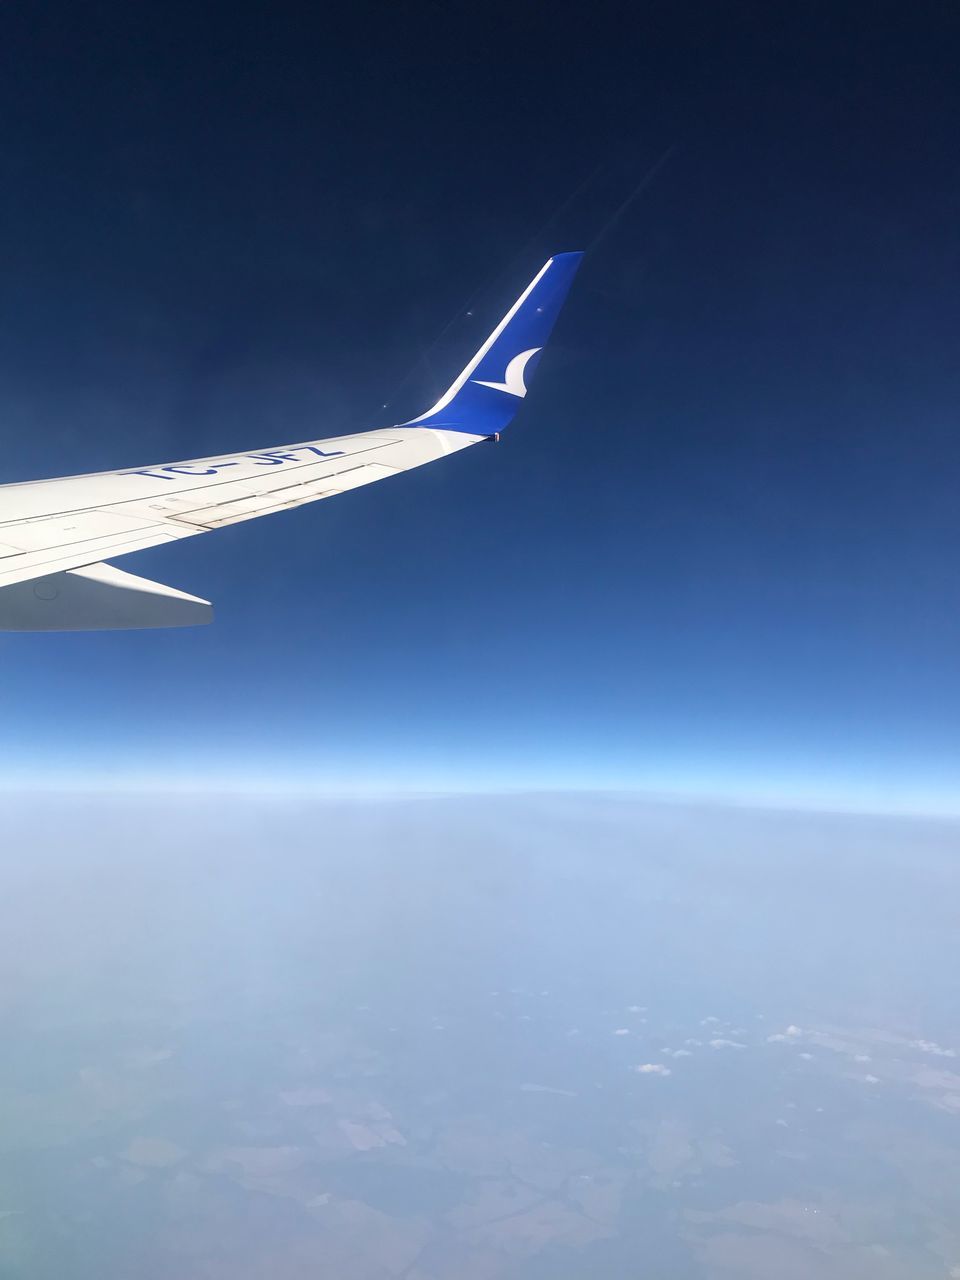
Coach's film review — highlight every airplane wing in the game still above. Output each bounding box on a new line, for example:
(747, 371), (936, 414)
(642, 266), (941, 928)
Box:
(0, 252), (582, 631)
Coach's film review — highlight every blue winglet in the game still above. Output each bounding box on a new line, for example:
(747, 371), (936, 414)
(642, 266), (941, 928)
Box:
(401, 252), (583, 436)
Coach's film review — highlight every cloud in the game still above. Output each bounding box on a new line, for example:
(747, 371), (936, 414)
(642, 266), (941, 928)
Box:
(613, 1028), (630, 1036)
(710, 1038), (747, 1050)
(910, 1039), (956, 1058)
(634, 1063), (671, 1077)
(663, 1048), (693, 1058)
(864, 1074), (880, 1084)
(768, 1026), (803, 1043)
(700, 1016), (721, 1026)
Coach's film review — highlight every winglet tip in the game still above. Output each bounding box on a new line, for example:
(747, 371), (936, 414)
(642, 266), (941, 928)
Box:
(401, 251), (582, 435)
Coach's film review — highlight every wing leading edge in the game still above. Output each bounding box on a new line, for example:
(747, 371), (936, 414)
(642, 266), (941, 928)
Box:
(0, 251), (582, 631)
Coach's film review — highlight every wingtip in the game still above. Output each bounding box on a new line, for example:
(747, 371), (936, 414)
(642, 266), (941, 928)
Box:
(401, 252), (583, 435)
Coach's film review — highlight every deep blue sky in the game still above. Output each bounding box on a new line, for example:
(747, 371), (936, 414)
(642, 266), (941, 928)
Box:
(1, 2), (958, 810)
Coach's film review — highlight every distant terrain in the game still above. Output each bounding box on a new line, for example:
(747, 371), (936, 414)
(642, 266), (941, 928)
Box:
(0, 793), (958, 1278)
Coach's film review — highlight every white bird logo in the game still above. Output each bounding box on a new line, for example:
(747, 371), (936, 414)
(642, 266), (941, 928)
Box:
(472, 347), (541, 397)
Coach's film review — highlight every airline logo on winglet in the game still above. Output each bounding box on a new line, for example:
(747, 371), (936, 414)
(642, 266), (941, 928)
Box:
(472, 347), (541, 398)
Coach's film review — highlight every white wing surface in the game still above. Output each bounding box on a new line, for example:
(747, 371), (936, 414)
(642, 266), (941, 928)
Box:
(0, 252), (582, 630)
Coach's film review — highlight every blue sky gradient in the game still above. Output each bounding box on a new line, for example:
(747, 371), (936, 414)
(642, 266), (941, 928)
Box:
(1, 4), (958, 812)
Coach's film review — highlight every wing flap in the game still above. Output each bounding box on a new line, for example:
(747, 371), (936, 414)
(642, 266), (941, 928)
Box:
(0, 561), (212, 632)
(0, 508), (161, 555)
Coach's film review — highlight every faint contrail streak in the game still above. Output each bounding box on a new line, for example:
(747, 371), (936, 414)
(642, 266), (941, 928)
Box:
(585, 146), (677, 259)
